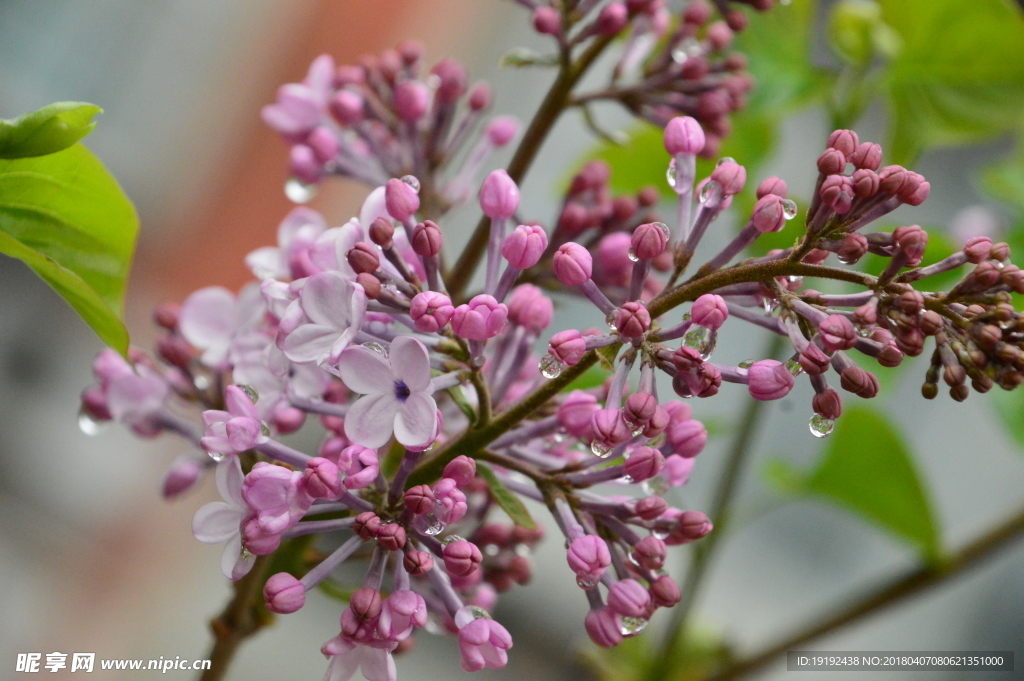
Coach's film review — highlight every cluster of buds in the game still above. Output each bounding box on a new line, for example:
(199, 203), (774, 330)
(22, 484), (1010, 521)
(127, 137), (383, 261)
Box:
(262, 41), (517, 212)
(78, 4), (1024, 680)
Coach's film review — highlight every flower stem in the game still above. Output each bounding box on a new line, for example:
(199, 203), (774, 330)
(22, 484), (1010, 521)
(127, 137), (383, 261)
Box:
(199, 555), (272, 681)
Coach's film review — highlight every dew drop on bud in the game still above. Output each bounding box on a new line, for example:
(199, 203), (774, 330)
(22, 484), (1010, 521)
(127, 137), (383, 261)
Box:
(606, 311), (619, 332)
(642, 476), (669, 496)
(627, 247), (640, 262)
(683, 326), (716, 360)
(651, 527), (670, 541)
(285, 178), (316, 203)
(539, 353), (564, 379)
(400, 175), (421, 193)
(194, 375), (211, 390)
(666, 159), (678, 188)
(414, 509), (447, 536)
(591, 440), (612, 457)
(738, 359), (755, 369)
(441, 534), (466, 546)
(363, 342), (389, 358)
(241, 547), (253, 561)
(78, 410), (106, 436)
(782, 199), (798, 220)
(809, 414), (835, 438)
(653, 222), (671, 240)
(785, 359), (804, 376)
(469, 605), (491, 620)
(619, 616), (649, 635)
(237, 384), (260, 404)
(576, 575), (598, 589)
(207, 450), (226, 463)
(261, 422), (272, 437)
(699, 180), (722, 204)
(715, 157), (736, 167)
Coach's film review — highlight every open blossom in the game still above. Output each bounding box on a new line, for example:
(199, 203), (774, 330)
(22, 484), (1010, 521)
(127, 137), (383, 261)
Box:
(455, 607), (513, 673)
(179, 284), (266, 368)
(201, 385), (267, 456)
(280, 272), (367, 368)
(336, 336), (438, 448)
(322, 633), (397, 681)
(245, 207), (326, 281)
(191, 458), (254, 581)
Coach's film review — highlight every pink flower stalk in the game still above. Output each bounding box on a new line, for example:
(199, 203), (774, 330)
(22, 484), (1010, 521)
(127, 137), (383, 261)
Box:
(191, 458), (255, 580)
(201, 385), (267, 456)
(335, 337), (438, 449)
(451, 295), (509, 340)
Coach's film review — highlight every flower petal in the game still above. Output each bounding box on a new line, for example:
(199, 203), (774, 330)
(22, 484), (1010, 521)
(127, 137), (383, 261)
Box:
(246, 246), (286, 280)
(389, 336), (432, 392)
(361, 648), (396, 681)
(179, 287), (237, 356)
(192, 502), (242, 544)
(344, 393), (400, 448)
(394, 392), (437, 448)
(281, 324), (341, 364)
(359, 186), (388, 230)
(216, 456), (246, 508)
(300, 272), (351, 327)
(336, 345), (393, 395)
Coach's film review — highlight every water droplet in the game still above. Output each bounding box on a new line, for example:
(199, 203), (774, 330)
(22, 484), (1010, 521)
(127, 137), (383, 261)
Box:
(576, 575), (598, 589)
(539, 353), (564, 379)
(787, 275), (803, 284)
(400, 175), (421, 193)
(426, 74), (441, 90)
(469, 605), (491, 620)
(261, 422), (272, 437)
(761, 296), (777, 314)
(207, 450), (226, 462)
(591, 440), (613, 457)
(651, 527), (670, 540)
(837, 254), (856, 265)
(285, 178), (316, 203)
(666, 159), (677, 188)
(738, 359), (755, 369)
(627, 247), (640, 262)
(362, 342), (388, 358)
(484, 544), (500, 557)
(441, 534), (465, 546)
(619, 616), (649, 635)
(684, 326), (716, 360)
(785, 360), (804, 376)
(552, 429), (566, 443)
(194, 375), (211, 390)
(237, 384), (259, 404)
(241, 547), (253, 561)
(78, 410), (106, 436)
(809, 414), (835, 438)
(630, 424), (645, 437)
(782, 199), (798, 220)
(699, 179), (722, 204)
(652, 222), (670, 239)
(606, 311), (619, 331)
(642, 476), (669, 496)
(414, 504), (448, 535)
(627, 551), (640, 567)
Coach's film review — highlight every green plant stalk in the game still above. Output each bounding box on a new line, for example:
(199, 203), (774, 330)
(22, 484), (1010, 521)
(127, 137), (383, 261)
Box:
(199, 554), (273, 681)
(645, 333), (784, 681)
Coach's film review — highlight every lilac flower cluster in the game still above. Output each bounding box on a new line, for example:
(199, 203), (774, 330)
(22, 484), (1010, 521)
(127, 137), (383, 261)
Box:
(79, 4), (1024, 680)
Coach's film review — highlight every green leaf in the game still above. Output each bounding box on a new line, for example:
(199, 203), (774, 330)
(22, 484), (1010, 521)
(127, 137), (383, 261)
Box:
(0, 143), (138, 354)
(769, 406), (941, 560)
(879, 0), (1024, 165)
(445, 384), (478, 422)
(499, 47), (559, 68)
(561, 363), (611, 392)
(0, 102), (102, 159)
(993, 386), (1024, 450)
(982, 150), (1024, 216)
(476, 461), (537, 530)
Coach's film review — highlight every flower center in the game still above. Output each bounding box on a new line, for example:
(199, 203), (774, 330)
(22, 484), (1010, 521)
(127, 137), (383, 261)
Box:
(394, 380), (411, 402)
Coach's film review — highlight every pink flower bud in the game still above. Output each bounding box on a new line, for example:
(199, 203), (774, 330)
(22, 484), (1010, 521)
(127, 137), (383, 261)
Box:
(353, 511), (381, 539)
(878, 165), (908, 195)
(635, 496), (668, 521)
(410, 291), (455, 333)
(710, 160), (746, 196)
(894, 225), (927, 266)
(507, 285), (553, 334)
(799, 343), (831, 375)
(330, 90), (364, 125)
(558, 390), (600, 439)
(650, 575), (681, 607)
(747, 359), (795, 400)
(607, 579), (651, 618)
(851, 168), (879, 198)
(820, 174), (854, 214)
(663, 116), (705, 155)
(348, 587), (383, 624)
(347, 242), (380, 274)
(444, 456), (477, 487)
(289, 144), (321, 185)
(403, 550), (433, 576)
(596, 231), (633, 285)
(404, 484), (435, 515)
(669, 510), (713, 544)
(432, 58), (467, 102)
(632, 536), (667, 570)
(756, 176), (788, 199)
(591, 408), (632, 447)
(377, 523), (406, 551)
(558, 203), (589, 235)
(302, 457), (342, 500)
(264, 572), (305, 614)
(706, 20), (734, 50)
(849, 142), (882, 170)
(502, 224), (548, 269)
(624, 446), (664, 482)
(567, 535), (611, 583)
(443, 540), (483, 576)
(410, 220), (442, 257)
(751, 194), (786, 233)
(666, 419), (708, 458)
(486, 115), (517, 145)
(817, 148), (846, 176)
(691, 294), (729, 330)
(812, 388), (843, 420)
(451, 294), (508, 340)
(307, 126), (339, 164)
(896, 171), (925, 203)
(585, 608), (623, 648)
(840, 366), (879, 398)
(631, 222), (668, 260)
(827, 129), (859, 156)
(532, 6), (562, 34)
(642, 406), (670, 438)
(549, 329), (587, 366)
(369, 217), (394, 248)
(615, 302), (651, 339)
(624, 392), (657, 426)
(818, 314), (857, 352)
(385, 178), (420, 222)
(904, 180), (930, 206)
(162, 456), (200, 499)
(553, 243), (593, 286)
(595, 2), (628, 34)
(662, 454), (695, 486)
(964, 236), (992, 264)
(684, 0), (712, 24)
(241, 515), (281, 555)
(672, 345), (703, 373)
(479, 169), (520, 219)
(272, 407), (305, 434)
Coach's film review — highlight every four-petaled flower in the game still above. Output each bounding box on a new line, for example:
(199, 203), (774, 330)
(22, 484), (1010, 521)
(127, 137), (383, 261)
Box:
(191, 457), (254, 581)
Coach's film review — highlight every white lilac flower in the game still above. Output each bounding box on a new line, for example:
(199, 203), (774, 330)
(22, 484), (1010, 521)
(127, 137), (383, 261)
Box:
(191, 458), (254, 581)
(279, 271), (367, 368)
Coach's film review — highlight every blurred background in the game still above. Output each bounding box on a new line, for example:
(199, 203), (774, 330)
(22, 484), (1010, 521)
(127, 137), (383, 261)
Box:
(1, 0), (1023, 679)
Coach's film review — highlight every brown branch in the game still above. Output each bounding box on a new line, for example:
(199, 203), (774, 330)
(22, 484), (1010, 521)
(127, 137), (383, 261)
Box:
(200, 555), (273, 681)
